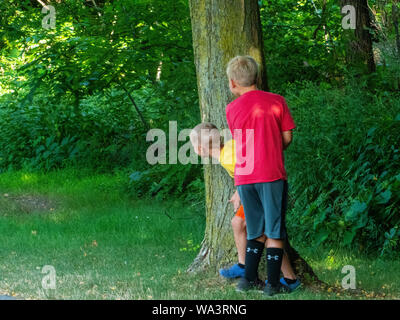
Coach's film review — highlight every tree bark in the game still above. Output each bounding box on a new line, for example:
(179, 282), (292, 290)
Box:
(341, 0), (376, 74)
(188, 0), (321, 288)
(393, 2), (400, 57)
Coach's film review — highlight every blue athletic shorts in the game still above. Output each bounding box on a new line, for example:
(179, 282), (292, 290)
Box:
(237, 179), (288, 240)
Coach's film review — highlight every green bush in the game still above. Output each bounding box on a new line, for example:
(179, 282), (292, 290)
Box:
(0, 99), (80, 171)
(127, 162), (204, 203)
(285, 82), (400, 255)
(0, 72), (199, 173)
(0, 88), (148, 172)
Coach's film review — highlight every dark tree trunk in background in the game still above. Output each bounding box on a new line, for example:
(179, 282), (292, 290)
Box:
(393, 2), (400, 57)
(341, 0), (376, 74)
(188, 0), (322, 288)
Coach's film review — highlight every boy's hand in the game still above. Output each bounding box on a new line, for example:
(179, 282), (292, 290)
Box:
(229, 190), (241, 212)
(282, 130), (293, 150)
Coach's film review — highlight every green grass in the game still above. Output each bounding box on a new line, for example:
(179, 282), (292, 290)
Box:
(0, 169), (399, 300)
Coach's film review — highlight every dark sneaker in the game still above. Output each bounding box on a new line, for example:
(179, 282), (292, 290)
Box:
(236, 277), (264, 292)
(219, 264), (245, 279)
(280, 278), (301, 292)
(263, 282), (291, 296)
(265, 278), (301, 293)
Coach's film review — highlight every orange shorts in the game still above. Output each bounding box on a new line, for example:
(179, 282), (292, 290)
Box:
(235, 205), (245, 220)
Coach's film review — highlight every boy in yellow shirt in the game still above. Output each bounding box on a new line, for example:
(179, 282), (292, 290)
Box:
(190, 123), (299, 288)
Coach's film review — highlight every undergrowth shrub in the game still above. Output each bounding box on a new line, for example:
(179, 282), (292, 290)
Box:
(285, 82), (400, 255)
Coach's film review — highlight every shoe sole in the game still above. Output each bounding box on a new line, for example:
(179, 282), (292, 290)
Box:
(286, 283), (302, 293)
(264, 284), (293, 296)
(220, 274), (243, 280)
(280, 280), (302, 293)
(289, 284), (301, 293)
(236, 286), (264, 293)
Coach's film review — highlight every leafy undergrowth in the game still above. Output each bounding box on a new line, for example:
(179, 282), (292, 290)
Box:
(285, 83), (400, 255)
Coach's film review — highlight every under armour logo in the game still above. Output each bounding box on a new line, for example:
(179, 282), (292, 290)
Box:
(247, 248), (259, 254)
(267, 255), (279, 261)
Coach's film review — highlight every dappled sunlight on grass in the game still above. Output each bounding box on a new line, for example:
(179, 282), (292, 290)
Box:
(291, 246), (400, 299)
(20, 173), (38, 184)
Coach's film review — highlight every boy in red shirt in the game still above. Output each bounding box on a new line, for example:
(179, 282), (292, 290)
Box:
(225, 56), (299, 296)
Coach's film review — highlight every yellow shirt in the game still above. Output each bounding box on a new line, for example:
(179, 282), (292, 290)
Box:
(219, 139), (236, 178)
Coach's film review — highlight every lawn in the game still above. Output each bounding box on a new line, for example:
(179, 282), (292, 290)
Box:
(0, 169), (399, 300)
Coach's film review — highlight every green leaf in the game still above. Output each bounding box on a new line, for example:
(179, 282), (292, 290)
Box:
(313, 207), (331, 230)
(354, 213), (368, 230)
(43, 151), (51, 159)
(352, 200), (367, 213)
(367, 127), (376, 137)
(315, 228), (329, 245)
(345, 200), (367, 221)
(376, 190), (392, 204)
(36, 145), (45, 154)
(387, 227), (397, 238)
(343, 230), (356, 246)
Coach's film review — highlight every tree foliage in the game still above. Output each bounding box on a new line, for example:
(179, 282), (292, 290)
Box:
(0, 0), (399, 254)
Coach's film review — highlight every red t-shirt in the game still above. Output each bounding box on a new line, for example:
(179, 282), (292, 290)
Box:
(226, 90), (296, 186)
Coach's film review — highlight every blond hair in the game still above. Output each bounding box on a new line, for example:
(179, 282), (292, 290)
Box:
(226, 55), (259, 87)
(190, 122), (221, 149)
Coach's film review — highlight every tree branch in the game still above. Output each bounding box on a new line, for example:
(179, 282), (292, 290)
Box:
(36, 0), (50, 10)
(119, 82), (150, 132)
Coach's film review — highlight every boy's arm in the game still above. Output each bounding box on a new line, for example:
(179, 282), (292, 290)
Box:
(282, 130), (293, 150)
(281, 97), (296, 151)
(229, 189), (241, 212)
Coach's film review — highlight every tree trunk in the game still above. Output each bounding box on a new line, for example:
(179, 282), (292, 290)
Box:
(187, 0), (266, 273)
(341, 0), (376, 74)
(188, 0), (322, 288)
(393, 2), (400, 57)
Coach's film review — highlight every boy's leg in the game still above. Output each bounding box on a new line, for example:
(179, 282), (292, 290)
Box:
(256, 180), (291, 290)
(272, 180), (298, 283)
(219, 215), (247, 279)
(281, 251), (297, 280)
(231, 215), (247, 265)
(265, 239), (297, 280)
(237, 184), (265, 287)
(265, 238), (284, 287)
